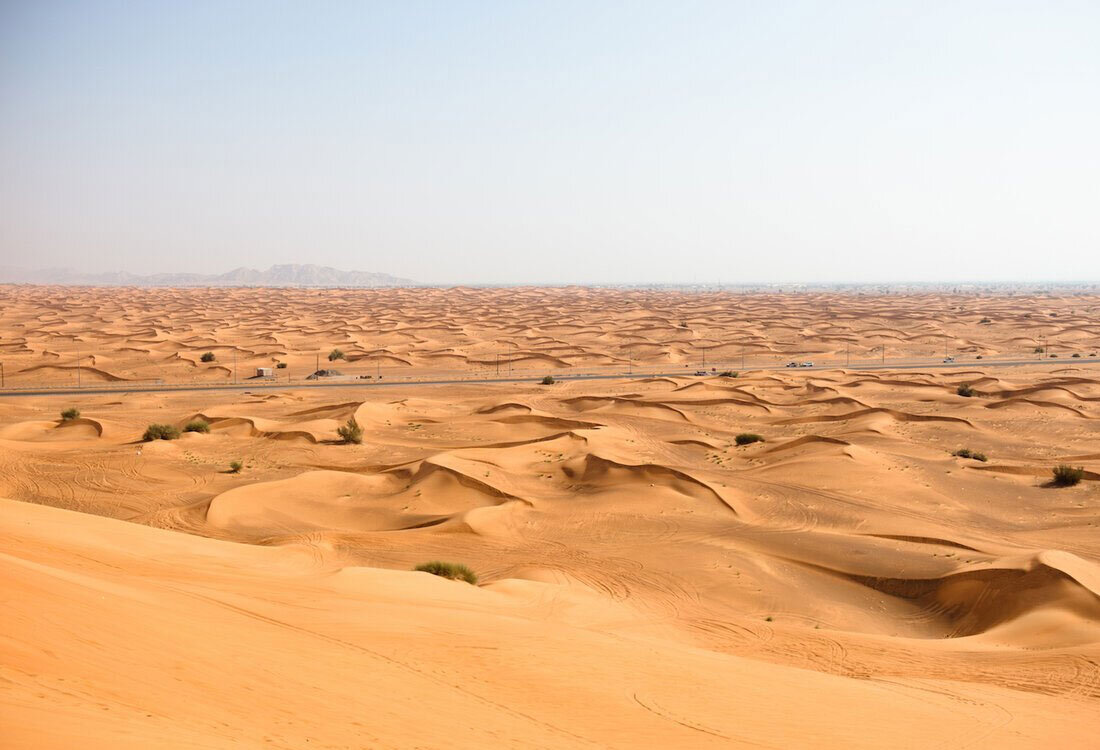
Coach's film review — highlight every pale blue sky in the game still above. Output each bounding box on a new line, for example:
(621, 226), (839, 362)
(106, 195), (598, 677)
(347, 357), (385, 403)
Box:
(2, 1), (1098, 284)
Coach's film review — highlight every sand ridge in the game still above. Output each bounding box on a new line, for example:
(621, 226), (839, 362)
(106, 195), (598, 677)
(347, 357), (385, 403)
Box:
(3, 285), (1100, 387)
(2, 288), (1100, 747)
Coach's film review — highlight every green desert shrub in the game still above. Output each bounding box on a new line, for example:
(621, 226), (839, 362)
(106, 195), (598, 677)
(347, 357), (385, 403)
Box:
(1034, 346), (1043, 353)
(1072, 353), (1081, 358)
(956, 384), (975, 397)
(414, 561), (478, 585)
(228, 460), (243, 473)
(952, 448), (987, 462)
(143, 423), (180, 441)
(200, 351), (216, 362)
(541, 375), (555, 385)
(719, 371), (738, 378)
(184, 420), (210, 433)
(979, 317), (991, 324)
(735, 433), (764, 446)
(60, 407), (80, 421)
(328, 348), (346, 361)
(276, 361), (288, 369)
(1052, 465), (1085, 487)
(337, 416), (363, 444)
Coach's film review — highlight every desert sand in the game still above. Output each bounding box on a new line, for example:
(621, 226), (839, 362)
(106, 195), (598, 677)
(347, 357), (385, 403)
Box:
(2, 286), (1100, 748)
(1, 285), (1099, 388)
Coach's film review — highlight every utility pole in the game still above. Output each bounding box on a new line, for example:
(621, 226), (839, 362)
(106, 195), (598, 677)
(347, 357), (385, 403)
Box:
(495, 352), (500, 377)
(0, 361), (4, 388)
(316, 353), (320, 376)
(233, 350), (237, 384)
(741, 346), (745, 370)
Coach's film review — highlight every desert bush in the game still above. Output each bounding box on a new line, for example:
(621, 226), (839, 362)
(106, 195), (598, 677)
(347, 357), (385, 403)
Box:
(414, 561), (478, 585)
(60, 407), (80, 421)
(975, 355), (983, 360)
(979, 317), (991, 324)
(184, 420), (210, 433)
(1072, 353), (1081, 358)
(735, 433), (764, 446)
(328, 348), (346, 361)
(228, 460), (243, 473)
(952, 448), (987, 462)
(276, 361), (288, 368)
(1052, 465), (1084, 487)
(143, 423), (180, 441)
(541, 375), (555, 385)
(1050, 353), (1058, 358)
(719, 371), (738, 378)
(337, 416), (363, 444)
(956, 384), (975, 397)
(1034, 346), (1043, 353)
(200, 351), (216, 362)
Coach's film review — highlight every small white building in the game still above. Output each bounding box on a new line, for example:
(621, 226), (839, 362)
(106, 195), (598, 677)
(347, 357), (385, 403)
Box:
(256, 367), (274, 378)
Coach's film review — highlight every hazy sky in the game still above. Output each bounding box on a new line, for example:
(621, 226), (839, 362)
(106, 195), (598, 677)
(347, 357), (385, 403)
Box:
(2, 1), (1098, 284)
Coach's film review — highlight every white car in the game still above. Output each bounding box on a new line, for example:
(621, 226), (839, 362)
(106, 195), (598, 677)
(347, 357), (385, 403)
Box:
(943, 356), (955, 363)
(799, 361), (814, 367)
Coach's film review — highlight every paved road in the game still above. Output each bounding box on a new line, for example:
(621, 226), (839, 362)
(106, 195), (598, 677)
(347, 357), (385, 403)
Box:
(0, 357), (1096, 399)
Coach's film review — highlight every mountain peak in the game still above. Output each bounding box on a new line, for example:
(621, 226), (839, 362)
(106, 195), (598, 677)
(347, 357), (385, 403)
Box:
(0, 264), (417, 288)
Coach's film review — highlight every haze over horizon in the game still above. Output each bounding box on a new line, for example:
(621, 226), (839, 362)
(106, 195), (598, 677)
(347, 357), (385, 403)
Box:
(2, 1), (1098, 285)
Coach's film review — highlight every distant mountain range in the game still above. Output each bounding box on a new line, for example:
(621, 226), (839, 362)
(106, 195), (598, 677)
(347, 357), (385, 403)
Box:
(0, 264), (417, 288)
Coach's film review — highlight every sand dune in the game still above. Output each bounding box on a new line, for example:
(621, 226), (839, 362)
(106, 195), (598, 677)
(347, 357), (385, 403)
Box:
(2, 287), (1100, 747)
(4, 285), (1099, 387)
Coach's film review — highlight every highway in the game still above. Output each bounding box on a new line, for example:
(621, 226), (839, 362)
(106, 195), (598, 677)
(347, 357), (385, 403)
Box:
(0, 356), (1096, 399)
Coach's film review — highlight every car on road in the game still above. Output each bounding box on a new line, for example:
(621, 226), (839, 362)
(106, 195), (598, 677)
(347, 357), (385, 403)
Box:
(786, 362), (798, 368)
(943, 356), (955, 363)
(693, 370), (707, 376)
(799, 361), (814, 367)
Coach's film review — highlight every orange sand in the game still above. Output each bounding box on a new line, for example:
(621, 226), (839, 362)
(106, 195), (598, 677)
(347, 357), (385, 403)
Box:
(2, 287), (1099, 747)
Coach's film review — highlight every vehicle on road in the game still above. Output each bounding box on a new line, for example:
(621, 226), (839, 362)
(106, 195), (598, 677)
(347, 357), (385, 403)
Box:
(943, 356), (955, 363)
(799, 361), (814, 368)
(693, 370), (707, 376)
(786, 362), (798, 368)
